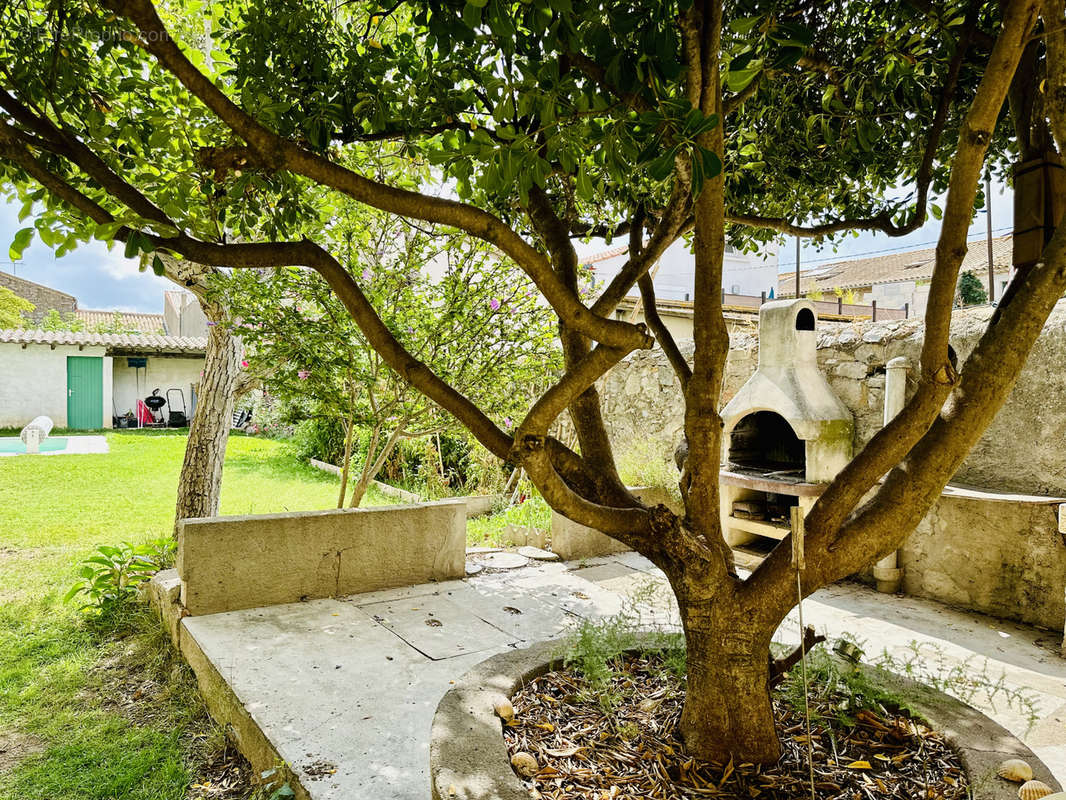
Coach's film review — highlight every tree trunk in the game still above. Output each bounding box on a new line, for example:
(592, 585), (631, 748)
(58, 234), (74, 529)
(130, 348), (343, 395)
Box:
(349, 424), (406, 508)
(174, 320), (241, 523)
(337, 416), (355, 509)
(675, 591), (780, 764)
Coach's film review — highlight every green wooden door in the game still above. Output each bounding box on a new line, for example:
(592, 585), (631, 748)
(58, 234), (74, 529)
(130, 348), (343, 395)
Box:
(66, 356), (103, 429)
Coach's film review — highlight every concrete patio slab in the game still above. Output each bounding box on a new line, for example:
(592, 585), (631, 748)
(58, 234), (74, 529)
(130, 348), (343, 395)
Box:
(173, 552), (1066, 800)
(356, 595), (516, 660)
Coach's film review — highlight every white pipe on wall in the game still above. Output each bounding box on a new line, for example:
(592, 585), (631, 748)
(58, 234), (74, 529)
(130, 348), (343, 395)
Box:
(874, 356), (910, 593)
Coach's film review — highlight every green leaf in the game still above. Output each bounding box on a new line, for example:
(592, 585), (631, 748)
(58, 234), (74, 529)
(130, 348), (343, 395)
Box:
(9, 227), (34, 260)
(730, 16), (762, 35)
(646, 149), (677, 182)
(699, 147), (722, 179)
(575, 166), (593, 201)
(726, 65), (761, 93)
(152, 255), (167, 276)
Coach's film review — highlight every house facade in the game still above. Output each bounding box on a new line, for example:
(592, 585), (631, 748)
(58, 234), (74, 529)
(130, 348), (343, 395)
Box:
(777, 234), (1014, 316)
(582, 238), (780, 302)
(0, 330), (206, 429)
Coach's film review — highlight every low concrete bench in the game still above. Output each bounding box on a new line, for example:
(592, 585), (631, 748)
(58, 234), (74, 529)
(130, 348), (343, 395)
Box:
(177, 499), (466, 615)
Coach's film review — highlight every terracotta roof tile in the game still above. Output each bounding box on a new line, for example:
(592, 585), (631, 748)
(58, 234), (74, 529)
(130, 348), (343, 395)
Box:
(73, 309), (166, 334)
(777, 234), (1013, 296)
(0, 328), (206, 354)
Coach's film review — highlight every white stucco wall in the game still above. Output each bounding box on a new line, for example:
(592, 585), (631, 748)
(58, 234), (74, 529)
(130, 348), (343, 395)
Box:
(588, 240), (780, 301)
(0, 343), (108, 428)
(112, 355), (204, 419)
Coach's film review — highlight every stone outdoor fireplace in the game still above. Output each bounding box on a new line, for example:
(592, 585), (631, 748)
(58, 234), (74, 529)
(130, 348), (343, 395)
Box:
(719, 299), (853, 550)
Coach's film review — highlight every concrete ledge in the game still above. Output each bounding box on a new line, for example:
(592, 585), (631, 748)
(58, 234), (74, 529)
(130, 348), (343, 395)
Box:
(551, 487), (682, 560)
(143, 569), (183, 649)
(372, 479), (423, 504)
(177, 500), (466, 616)
(463, 494), (503, 519)
(144, 571), (309, 800)
(430, 640), (1059, 800)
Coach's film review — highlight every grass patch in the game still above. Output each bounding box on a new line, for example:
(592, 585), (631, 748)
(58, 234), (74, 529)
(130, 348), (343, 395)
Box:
(466, 492), (551, 547)
(0, 431), (379, 799)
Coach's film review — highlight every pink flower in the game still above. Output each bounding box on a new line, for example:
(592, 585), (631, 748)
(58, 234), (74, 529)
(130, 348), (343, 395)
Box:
(504, 417), (512, 429)
(489, 298), (500, 311)
(241, 360), (249, 368)
(362, 268), (372, 281)
(297, 370), (310, 379)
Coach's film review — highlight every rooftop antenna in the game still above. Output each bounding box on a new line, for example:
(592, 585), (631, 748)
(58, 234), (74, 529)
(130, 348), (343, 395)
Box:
(794, 236), (801, 298)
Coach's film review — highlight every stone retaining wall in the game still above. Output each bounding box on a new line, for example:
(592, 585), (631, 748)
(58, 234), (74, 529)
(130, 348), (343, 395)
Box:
(602, 302), (1066, 496)
(600, 302), (1066, 630)
(176, 500), (466, 615)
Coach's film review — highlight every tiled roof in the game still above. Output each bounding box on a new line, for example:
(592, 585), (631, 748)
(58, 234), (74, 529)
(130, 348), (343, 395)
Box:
(778, 234), (1014, 296)
(0, 328), (206, 354)
(579, 244), (629, 265)
(73, 309), (166, 334)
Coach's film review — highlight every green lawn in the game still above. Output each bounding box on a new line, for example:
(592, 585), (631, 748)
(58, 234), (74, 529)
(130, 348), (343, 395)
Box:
(0, 431), (384, 800)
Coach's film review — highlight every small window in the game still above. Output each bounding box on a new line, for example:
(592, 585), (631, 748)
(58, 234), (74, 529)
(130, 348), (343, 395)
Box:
(795, 308), (815, 330)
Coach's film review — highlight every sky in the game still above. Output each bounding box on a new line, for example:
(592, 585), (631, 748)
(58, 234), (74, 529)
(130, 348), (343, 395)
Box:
(0, 176), (1015, 314)
(0, 203), (174, 313)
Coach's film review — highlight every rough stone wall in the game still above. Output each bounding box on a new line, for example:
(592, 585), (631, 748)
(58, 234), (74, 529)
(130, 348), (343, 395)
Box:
(602, 302), (1066, 496)
(899, 489), (1065, 630)
(0, 271), (76, 323)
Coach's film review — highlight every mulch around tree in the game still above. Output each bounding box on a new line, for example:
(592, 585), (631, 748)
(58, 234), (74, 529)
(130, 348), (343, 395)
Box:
(503, 652), (968, 800)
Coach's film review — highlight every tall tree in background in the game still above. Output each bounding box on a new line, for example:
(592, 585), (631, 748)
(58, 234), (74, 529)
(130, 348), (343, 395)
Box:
(0, 0), (1063, 761)
(0, 287), (33, 328)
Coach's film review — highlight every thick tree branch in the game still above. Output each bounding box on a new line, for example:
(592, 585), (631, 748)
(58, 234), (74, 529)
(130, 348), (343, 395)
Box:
(639, 272), (692, 391)
(105, 0), (650, 352)
(517, 343), (630, 438)
(681, 0), (734, 580)
(746, 0), (1039, 604)
(514, 434), (659, 546)
(527, 186), (631, 495)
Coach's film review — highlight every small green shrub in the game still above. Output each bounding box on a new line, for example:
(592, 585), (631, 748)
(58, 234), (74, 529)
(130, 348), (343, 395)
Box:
(563, 579), (683, 713)
(291, 416), (347, 464)
(958, 270), (988, 305)
(65, 538), (175, 612)
(616, 439), (681, 502)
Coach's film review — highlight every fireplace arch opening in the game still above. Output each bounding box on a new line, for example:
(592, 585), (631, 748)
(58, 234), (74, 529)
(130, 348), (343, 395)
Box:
(728, 411), (805, 474)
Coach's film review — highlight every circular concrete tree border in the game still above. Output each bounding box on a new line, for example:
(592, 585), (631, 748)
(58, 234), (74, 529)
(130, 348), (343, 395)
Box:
(430, 639), (1060, 800)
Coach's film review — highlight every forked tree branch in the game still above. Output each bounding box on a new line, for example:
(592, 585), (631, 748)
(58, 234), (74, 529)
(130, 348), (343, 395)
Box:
(741, 0), (1039, 582)
(104, 0), (651, 352)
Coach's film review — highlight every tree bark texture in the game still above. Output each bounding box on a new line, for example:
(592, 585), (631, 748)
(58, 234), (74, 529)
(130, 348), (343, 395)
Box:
(174, 317), (242, 523)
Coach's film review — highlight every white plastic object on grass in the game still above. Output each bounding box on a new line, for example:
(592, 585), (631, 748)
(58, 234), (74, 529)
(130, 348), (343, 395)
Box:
(20, 415), (54, 451)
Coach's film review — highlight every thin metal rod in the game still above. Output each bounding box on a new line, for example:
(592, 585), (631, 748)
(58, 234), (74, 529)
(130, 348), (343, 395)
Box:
(986, 173), (995, 302)
(795, 236), (801, 298)
(797, 571), (815, 800)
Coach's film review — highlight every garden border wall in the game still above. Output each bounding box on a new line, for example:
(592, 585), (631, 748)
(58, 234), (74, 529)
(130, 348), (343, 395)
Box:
(430, 639), (1061, 800)
(176, 499), (466, 615)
